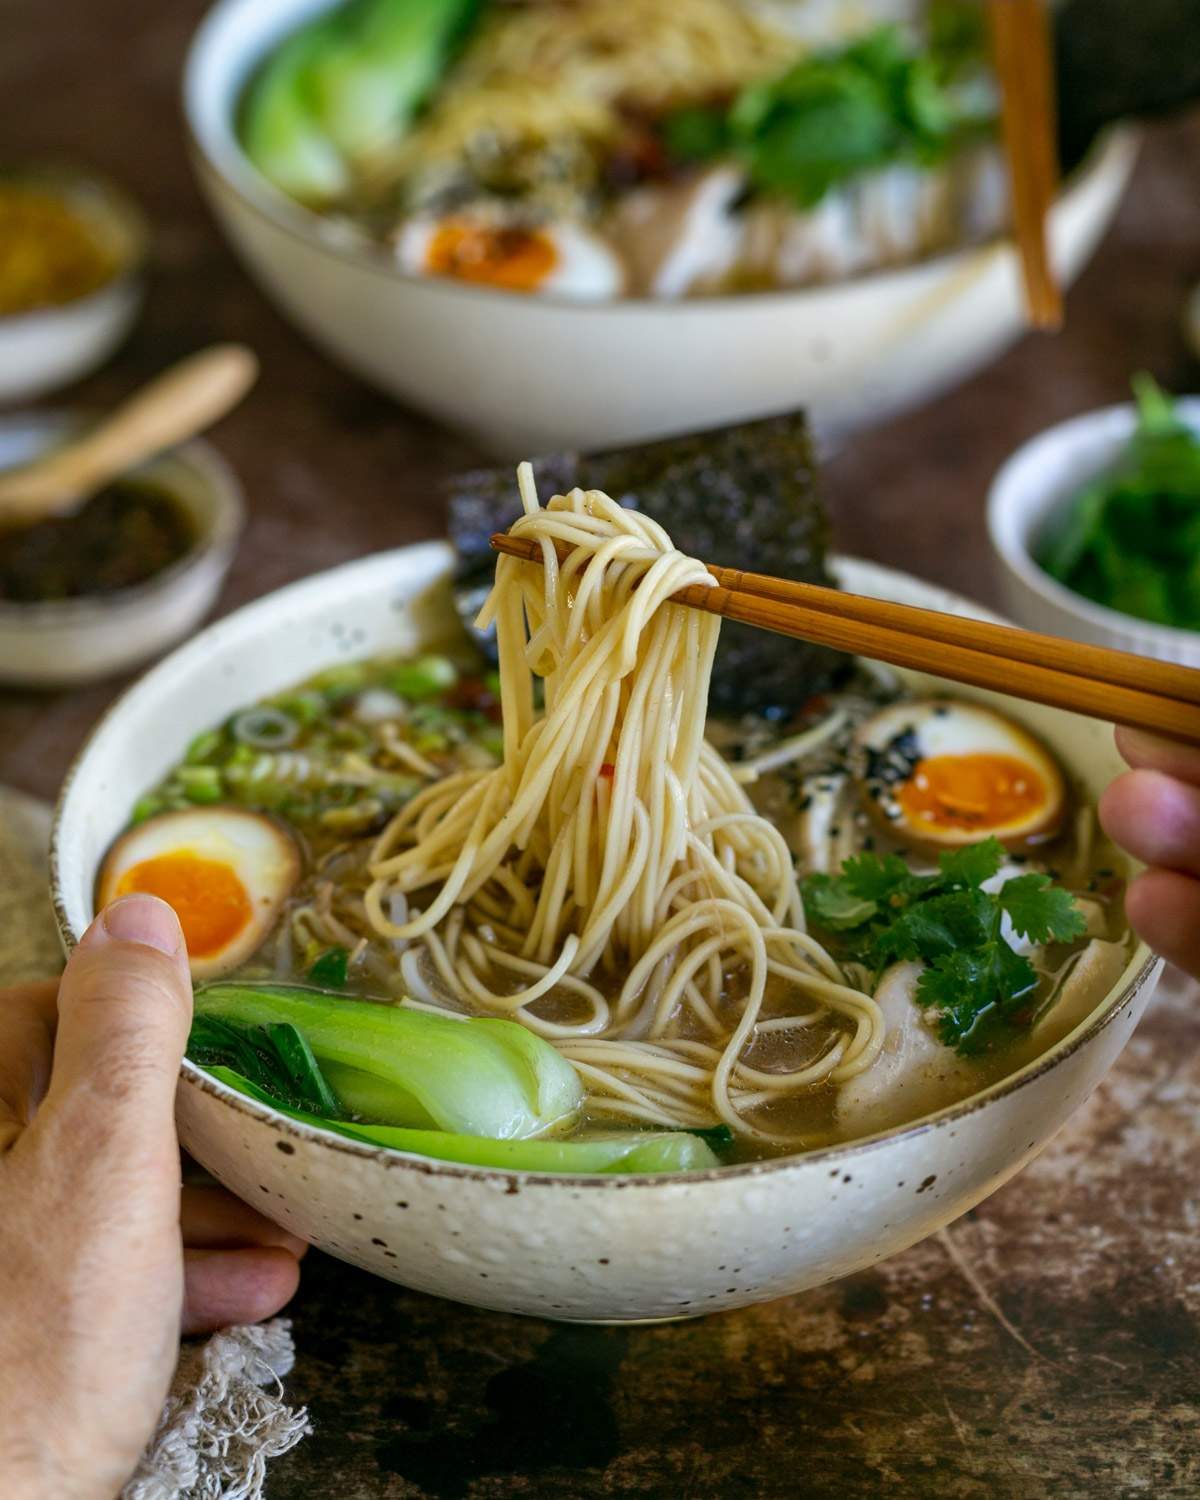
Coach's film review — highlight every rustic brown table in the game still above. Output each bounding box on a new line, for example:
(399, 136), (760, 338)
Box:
(3, 4), (1200, 1493)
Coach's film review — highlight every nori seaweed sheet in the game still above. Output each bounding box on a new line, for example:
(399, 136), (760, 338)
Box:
(446, 412), (850, 718)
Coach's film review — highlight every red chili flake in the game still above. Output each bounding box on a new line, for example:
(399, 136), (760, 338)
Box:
(599, 763), (615, 779)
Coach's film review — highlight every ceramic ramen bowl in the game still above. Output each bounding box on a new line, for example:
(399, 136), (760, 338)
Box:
(51, 545), (1160, 1323)
(183, 0), (1139, 455)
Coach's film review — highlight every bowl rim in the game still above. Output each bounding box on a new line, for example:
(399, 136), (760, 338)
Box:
(181, 0), (1136, 317)
(987, 396), (1200, 648)
(0, 163), (148, 330)
(0, 409), (245, 627)
(49, 542), (1159, 1189)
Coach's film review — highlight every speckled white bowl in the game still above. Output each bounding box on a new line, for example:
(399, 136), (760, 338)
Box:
(183, 0), (1138, 454)
(988, 398), (1200, 666)
(50, 546), (1159, 1322)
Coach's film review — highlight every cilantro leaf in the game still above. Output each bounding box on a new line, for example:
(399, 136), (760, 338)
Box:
(661, 21), (993, 209)
(998, 875), (1087, 944)
(840, 850), (923, 903)
(874, 889), (994, 966)
(917, 945), (1038, 1054)
(937, 836), (1005, 889)
(803, 836), (1087, 1059)
(803, 874), (878, 931)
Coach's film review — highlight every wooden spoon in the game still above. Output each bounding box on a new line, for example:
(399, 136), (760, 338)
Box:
(0, 344), (258, 525)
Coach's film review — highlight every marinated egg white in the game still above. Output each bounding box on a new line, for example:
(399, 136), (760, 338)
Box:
(96, 808), (301, 980)
(854, 699), (1067, 853)
(394, 216), (626, 298)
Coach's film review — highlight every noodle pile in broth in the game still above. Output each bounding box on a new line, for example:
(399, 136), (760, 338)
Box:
(363, 467), (884, 1144)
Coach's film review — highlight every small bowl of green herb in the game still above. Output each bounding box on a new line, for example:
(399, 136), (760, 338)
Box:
(988, 378), (1200, 666)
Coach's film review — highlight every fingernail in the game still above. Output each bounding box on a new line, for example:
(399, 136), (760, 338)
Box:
(100, 894), (183, 955)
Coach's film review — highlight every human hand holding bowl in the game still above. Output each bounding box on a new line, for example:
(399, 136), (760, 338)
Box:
(0, 894), (304, 1500)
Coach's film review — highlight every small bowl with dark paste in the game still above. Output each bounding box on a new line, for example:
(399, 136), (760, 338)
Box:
(0, 411), (243, 686)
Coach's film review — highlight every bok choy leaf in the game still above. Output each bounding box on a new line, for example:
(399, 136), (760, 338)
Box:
(190, 982), (582, 1140)
(207, 1066), (719, 1174)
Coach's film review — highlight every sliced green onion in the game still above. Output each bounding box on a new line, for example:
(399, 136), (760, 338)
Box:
(272, 690), (326, 726)
(177, 765), (223, 804)
(386, 654), (458, 701)
(131, 794), (166, 825)
(184, 728), (225, 766)
(232, 707), (299, 749)
(311, 662), (369, 701)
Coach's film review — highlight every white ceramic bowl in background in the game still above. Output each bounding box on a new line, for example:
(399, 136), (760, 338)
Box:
(51, 544), (1159, 1323)
(0, 412), (244, 687)
(988, 397), (1200, 666)
(0, 168), (147, 405)
(182, 0), (1139, 455)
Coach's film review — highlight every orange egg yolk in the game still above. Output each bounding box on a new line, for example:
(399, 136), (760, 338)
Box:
(115, 852), (252, 958)
(427, 223), (557, 292)
(899, 753), (1046, 832)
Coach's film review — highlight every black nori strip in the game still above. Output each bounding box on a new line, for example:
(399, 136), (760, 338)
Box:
(445, 412), (850, 717)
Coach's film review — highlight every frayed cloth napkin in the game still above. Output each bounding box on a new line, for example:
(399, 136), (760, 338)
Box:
(0, 788), (312, 1498)
(121, 1320), (309, 1500)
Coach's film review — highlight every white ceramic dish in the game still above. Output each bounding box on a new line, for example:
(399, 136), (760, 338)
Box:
(988, 397), (1200, 666)
(51, 543), (1159, 1323)
(0, 169), (146, 405)
(0, 412), (244, 687)
(182, 0), (1139, 455)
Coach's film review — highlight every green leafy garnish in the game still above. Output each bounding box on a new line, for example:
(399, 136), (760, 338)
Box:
(308, 946), (350, 988)
(687, 1124), (735, 1152)
(190, 981), (583, 1139)
(1037, 376), (1200, 630)
(662, 22), (994, 209)
(186, 982), (718, 1174)
(241, 0), (483, 203)
(802, 838), (1086, 1055)
(188, 1014), (340, 1117)
(207, 1067), (719, 1174)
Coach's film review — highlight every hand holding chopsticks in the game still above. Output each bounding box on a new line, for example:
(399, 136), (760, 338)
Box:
(491, 532), (1200, 747)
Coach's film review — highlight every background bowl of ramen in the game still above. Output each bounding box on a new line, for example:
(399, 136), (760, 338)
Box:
(183, 0), (1139, 456)
(50, 540), (1160, 1322)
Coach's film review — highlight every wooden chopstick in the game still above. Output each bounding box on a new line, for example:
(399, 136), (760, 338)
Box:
(490, 532), (1200, 746)
(700, 563), (1200, 708)
(987, 0), (1063, 331)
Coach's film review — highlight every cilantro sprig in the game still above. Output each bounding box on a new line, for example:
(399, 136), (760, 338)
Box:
(662, 19), (995, 210)
(802, 838), (1086, 1055)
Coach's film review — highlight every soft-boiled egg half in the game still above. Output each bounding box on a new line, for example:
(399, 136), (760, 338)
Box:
(395, 216), (626, 299)
(854, 699), (1067, 853)
(96, 808), (301, 980)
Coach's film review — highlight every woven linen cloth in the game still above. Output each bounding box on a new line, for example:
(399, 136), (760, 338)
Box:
(0, 788), (311, 1498)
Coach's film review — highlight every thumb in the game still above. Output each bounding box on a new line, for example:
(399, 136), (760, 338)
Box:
(46, 894), (192, 1135)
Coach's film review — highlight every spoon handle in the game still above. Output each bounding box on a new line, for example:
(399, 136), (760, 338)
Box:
(0, 344), (258, 520)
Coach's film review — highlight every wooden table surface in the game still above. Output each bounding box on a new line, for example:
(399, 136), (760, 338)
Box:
(3, 4), (1200, 1494)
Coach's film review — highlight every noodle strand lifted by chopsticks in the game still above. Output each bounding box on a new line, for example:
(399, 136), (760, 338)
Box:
(363, 468), (883, 1144)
